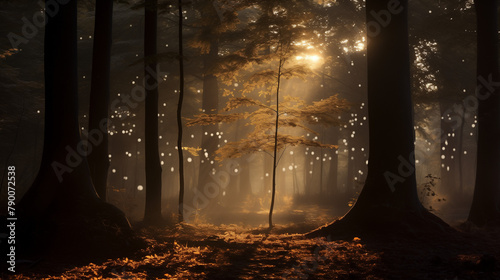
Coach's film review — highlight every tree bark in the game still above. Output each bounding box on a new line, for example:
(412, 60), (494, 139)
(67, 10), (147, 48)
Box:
(177, 0), (186, 223)
(269, 58), (283, 229)
(143, 0), (163, 224)
(467, 0), (500, 226)
(88, 0), (113, 201)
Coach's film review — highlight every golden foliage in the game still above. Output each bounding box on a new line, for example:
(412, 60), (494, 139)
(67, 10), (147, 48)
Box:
(188, 93), (349, 162)
(185, 113), (243, 126)
(215, 133), (337, 161)
(223, 97), (270, 111)
(286, 95), (351, 126)
(182, 146), (202, 157)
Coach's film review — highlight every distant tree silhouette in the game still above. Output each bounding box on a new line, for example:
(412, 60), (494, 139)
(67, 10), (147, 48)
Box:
(18, 0), (131, 252)
(143, 0), (163, 224)
(87, 0), (113, 201)
(467, 0), (500, 226)
(192, 0), (221, 211)
(308, 0), (450, 238)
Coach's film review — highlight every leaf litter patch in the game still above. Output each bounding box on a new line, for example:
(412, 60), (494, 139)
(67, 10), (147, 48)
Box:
(4, 222), (500, 279)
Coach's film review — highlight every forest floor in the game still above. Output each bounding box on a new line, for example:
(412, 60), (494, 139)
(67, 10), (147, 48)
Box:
(2, 211), (500, 280)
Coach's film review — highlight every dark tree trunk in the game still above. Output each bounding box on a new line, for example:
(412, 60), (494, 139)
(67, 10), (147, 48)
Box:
(352, 0), (418, 213)
(87, 0), (113, 201)
(269, 58), (284, 229)
(456, 107), (465, 195)
(308, 0), (449, 238)
(143, 0), (163, 224)
(18, 0), (131, 253)
(467, 0), (500, 226)
(177, 0), (186, 222)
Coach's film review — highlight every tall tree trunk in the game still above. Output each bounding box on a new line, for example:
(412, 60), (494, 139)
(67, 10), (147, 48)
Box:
(467, 0), (500, 226)
(269, 57), (283, 229)
(308, 0), (449, 238)
(456, 105), (465, 196)
(143, 0), (163, 224)
(263, 88), (274, 195)
(87, 0), (113, 201)
(348, 0), (418, 213)
(19, 0), (131, 253)
(177, 0), (186, 223)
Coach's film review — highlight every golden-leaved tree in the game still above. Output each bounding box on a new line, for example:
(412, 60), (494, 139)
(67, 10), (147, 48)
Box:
(187, 63), (349, 228)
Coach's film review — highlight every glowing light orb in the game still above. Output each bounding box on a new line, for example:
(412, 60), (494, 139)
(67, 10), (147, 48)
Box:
(296, 55), (321, 63)
(309, 55), (320, 62)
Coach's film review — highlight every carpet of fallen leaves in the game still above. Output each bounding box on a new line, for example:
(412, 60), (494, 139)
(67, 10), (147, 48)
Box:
(3, 218), (500, 280)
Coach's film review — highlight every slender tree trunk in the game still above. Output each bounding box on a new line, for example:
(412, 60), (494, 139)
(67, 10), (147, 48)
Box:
(177, 0), (186, 223)
(291, 152), (299, 195)
(143, 0), (163, 224)
(269, 58), (283, 229)
(456, 104), (465, 195)
(468, 0), (500, 226)
(88, 0), (113, 201)
(319, 147), (324, 195)
(263, 92), (274, 195)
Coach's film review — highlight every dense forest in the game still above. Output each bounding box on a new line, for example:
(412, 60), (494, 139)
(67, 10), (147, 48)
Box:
(0, 0), (499, 279)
